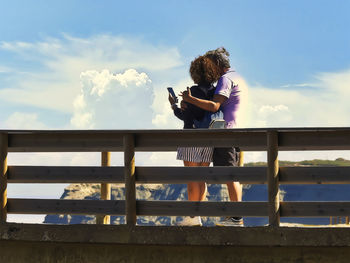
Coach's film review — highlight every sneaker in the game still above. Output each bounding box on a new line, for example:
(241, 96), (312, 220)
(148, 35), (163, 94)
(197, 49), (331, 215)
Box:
(178, 216), (202, 226)
(216, 217), (244, 227)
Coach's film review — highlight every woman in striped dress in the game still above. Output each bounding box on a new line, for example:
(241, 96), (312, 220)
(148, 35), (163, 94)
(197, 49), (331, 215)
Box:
(169, 55), (221, 226)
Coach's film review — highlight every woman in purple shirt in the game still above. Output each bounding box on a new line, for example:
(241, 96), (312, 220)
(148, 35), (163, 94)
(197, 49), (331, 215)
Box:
(180, 47), (243, 226)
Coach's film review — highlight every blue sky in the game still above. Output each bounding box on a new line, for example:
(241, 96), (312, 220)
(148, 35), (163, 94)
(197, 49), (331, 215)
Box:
(1, 0), (350, 223)
(2, 0), (350, 86)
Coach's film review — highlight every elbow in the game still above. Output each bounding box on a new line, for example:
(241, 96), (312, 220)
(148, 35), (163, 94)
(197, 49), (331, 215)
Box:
(209, 103), (220, 112)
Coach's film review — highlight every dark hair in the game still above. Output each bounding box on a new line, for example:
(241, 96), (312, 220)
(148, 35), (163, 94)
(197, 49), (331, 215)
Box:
(205, 47), (230, 70)
(190, 55), (222, 85)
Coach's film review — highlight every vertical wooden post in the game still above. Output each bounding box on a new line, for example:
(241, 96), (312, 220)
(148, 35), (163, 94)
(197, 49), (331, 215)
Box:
(238, 151), (244, 167)
(96, 151), (111, 224)
(124, 134), (136, 226)
(0, 133), (8, 223)
(267, 130), (280, 227)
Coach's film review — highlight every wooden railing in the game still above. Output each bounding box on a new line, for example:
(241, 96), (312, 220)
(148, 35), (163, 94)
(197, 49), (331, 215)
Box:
(1, 128), (350, 227)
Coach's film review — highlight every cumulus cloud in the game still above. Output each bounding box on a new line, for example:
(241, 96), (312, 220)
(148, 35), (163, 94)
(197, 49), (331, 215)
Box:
(2, 33), (350, 165)
(0, 34), (183, 114)
(71, 68), (153, 129)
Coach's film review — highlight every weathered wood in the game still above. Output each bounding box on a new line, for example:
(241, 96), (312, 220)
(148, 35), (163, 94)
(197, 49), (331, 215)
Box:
(7, 166), (266, 184)
(7, 166), (124, 183)
(124, 134), (136, 226)
(137, 201), (268, 217)
(0, 133), (8, 223)
(5, 223), (350, 247)
(96, 152), (111, 225)
(136, 166), (266, 184)
(279, 130), (350, 150)
(7, 130), (267, 152)
(135, 131), (267, 151)
(280, 166), (350, 184)
(267, 131), (280, 227)
(238, 151), (244, 167)
(6, 128), (350, 152)
(281, 202), (350, 217)
(7, 199), (267, 217)
(7, 199), (125, 215)
(8, 132), (124, 152)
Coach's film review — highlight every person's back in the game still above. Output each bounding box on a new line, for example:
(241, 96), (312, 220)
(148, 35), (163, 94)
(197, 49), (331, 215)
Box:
(214, 69), (240, 128)
(174, 83), (215, 129)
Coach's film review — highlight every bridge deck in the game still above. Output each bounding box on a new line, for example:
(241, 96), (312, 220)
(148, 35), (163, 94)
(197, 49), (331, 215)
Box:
(1, 223), (350, 247)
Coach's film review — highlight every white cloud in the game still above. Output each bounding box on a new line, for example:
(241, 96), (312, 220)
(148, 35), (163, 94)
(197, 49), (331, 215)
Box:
(245, 69), (350, 128)
(71, 68), (153, 129)
(3, 112), (47, 129)
(2, 34), (350, 164)
(0, 34), (183, 114)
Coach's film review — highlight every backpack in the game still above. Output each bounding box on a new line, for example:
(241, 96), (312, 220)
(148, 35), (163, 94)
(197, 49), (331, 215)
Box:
(193, 110), (226, 129)
(195, 72), (237, 129)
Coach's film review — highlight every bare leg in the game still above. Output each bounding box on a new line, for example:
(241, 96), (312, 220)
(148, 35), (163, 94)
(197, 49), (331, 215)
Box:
(226, 181), (242, 202)
(184, 161), (208, 201)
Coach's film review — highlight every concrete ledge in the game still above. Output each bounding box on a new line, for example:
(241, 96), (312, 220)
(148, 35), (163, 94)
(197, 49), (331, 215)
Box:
(2, 223), (350, 246)
(2, 241), (350, 263)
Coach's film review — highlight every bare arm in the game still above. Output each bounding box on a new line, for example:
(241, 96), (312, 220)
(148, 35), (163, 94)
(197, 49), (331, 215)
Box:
(179, 87), (227, 112)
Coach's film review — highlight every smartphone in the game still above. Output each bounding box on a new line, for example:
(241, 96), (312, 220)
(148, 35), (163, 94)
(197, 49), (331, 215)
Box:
(167, 87), (178, 103)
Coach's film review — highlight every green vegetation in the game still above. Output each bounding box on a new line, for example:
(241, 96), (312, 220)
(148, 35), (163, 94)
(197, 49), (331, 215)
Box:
(245, 158), (350, 167)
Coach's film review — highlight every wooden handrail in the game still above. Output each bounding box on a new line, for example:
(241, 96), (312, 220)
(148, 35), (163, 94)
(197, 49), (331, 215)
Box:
(6, 128), (350, 152)
(2, 128), (350, 227)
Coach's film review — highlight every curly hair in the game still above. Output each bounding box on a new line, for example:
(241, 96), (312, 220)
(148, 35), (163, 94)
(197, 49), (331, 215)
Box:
(190, 55), (222, 85)
(205, 47), (230, 70)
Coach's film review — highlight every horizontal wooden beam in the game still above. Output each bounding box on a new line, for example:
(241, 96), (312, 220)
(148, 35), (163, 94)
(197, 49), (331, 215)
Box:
(7, 199), (267, 217)
(5, 128), (350, 152)
(135, 131), (267, 151)
(279, 130), (350, 150)
(280, 166), (350, 184)
(7, 166), (267, 184)
(8, 199), (350, 218)
(8, 165), (350, 185)
(7, 199), (126, 215)
(137, 201), (268, 217)
(8, 133), (124, 152)
(136, 167), (267, 184)
(7, 130), (267, 152)
(281, 202), (350, 217)
(7, 166), (124, 183)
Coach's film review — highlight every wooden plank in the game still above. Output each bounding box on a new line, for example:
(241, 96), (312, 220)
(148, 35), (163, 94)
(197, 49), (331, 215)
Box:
(8, 132), (124, 152)
(7, 130), (267, 152)
(0, 133), (8, 223)
(7, 166), (266, 184)
(137, 201), (268, 217)
(267, 131), (280, 226)
(279, 130), (350, 150)
(280, 166), (350, 184)
(135, 130), (267, 151)
(97, 151), (111, 225)
(7, 198), (267, 217)
(7, 166), (124, 183)
(7, 129), (350, 152)
(281, 202), (350, 217)
(136, 166), (267, 184)
(124, 134), (136, 226)
(7, 199), (125, 215)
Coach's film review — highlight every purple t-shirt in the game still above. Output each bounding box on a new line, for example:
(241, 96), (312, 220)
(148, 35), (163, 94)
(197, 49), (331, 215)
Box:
(214, 69), (240, 128)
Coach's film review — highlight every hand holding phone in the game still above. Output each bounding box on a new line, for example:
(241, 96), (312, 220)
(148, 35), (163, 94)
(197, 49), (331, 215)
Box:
(167, 87), (178, 103)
